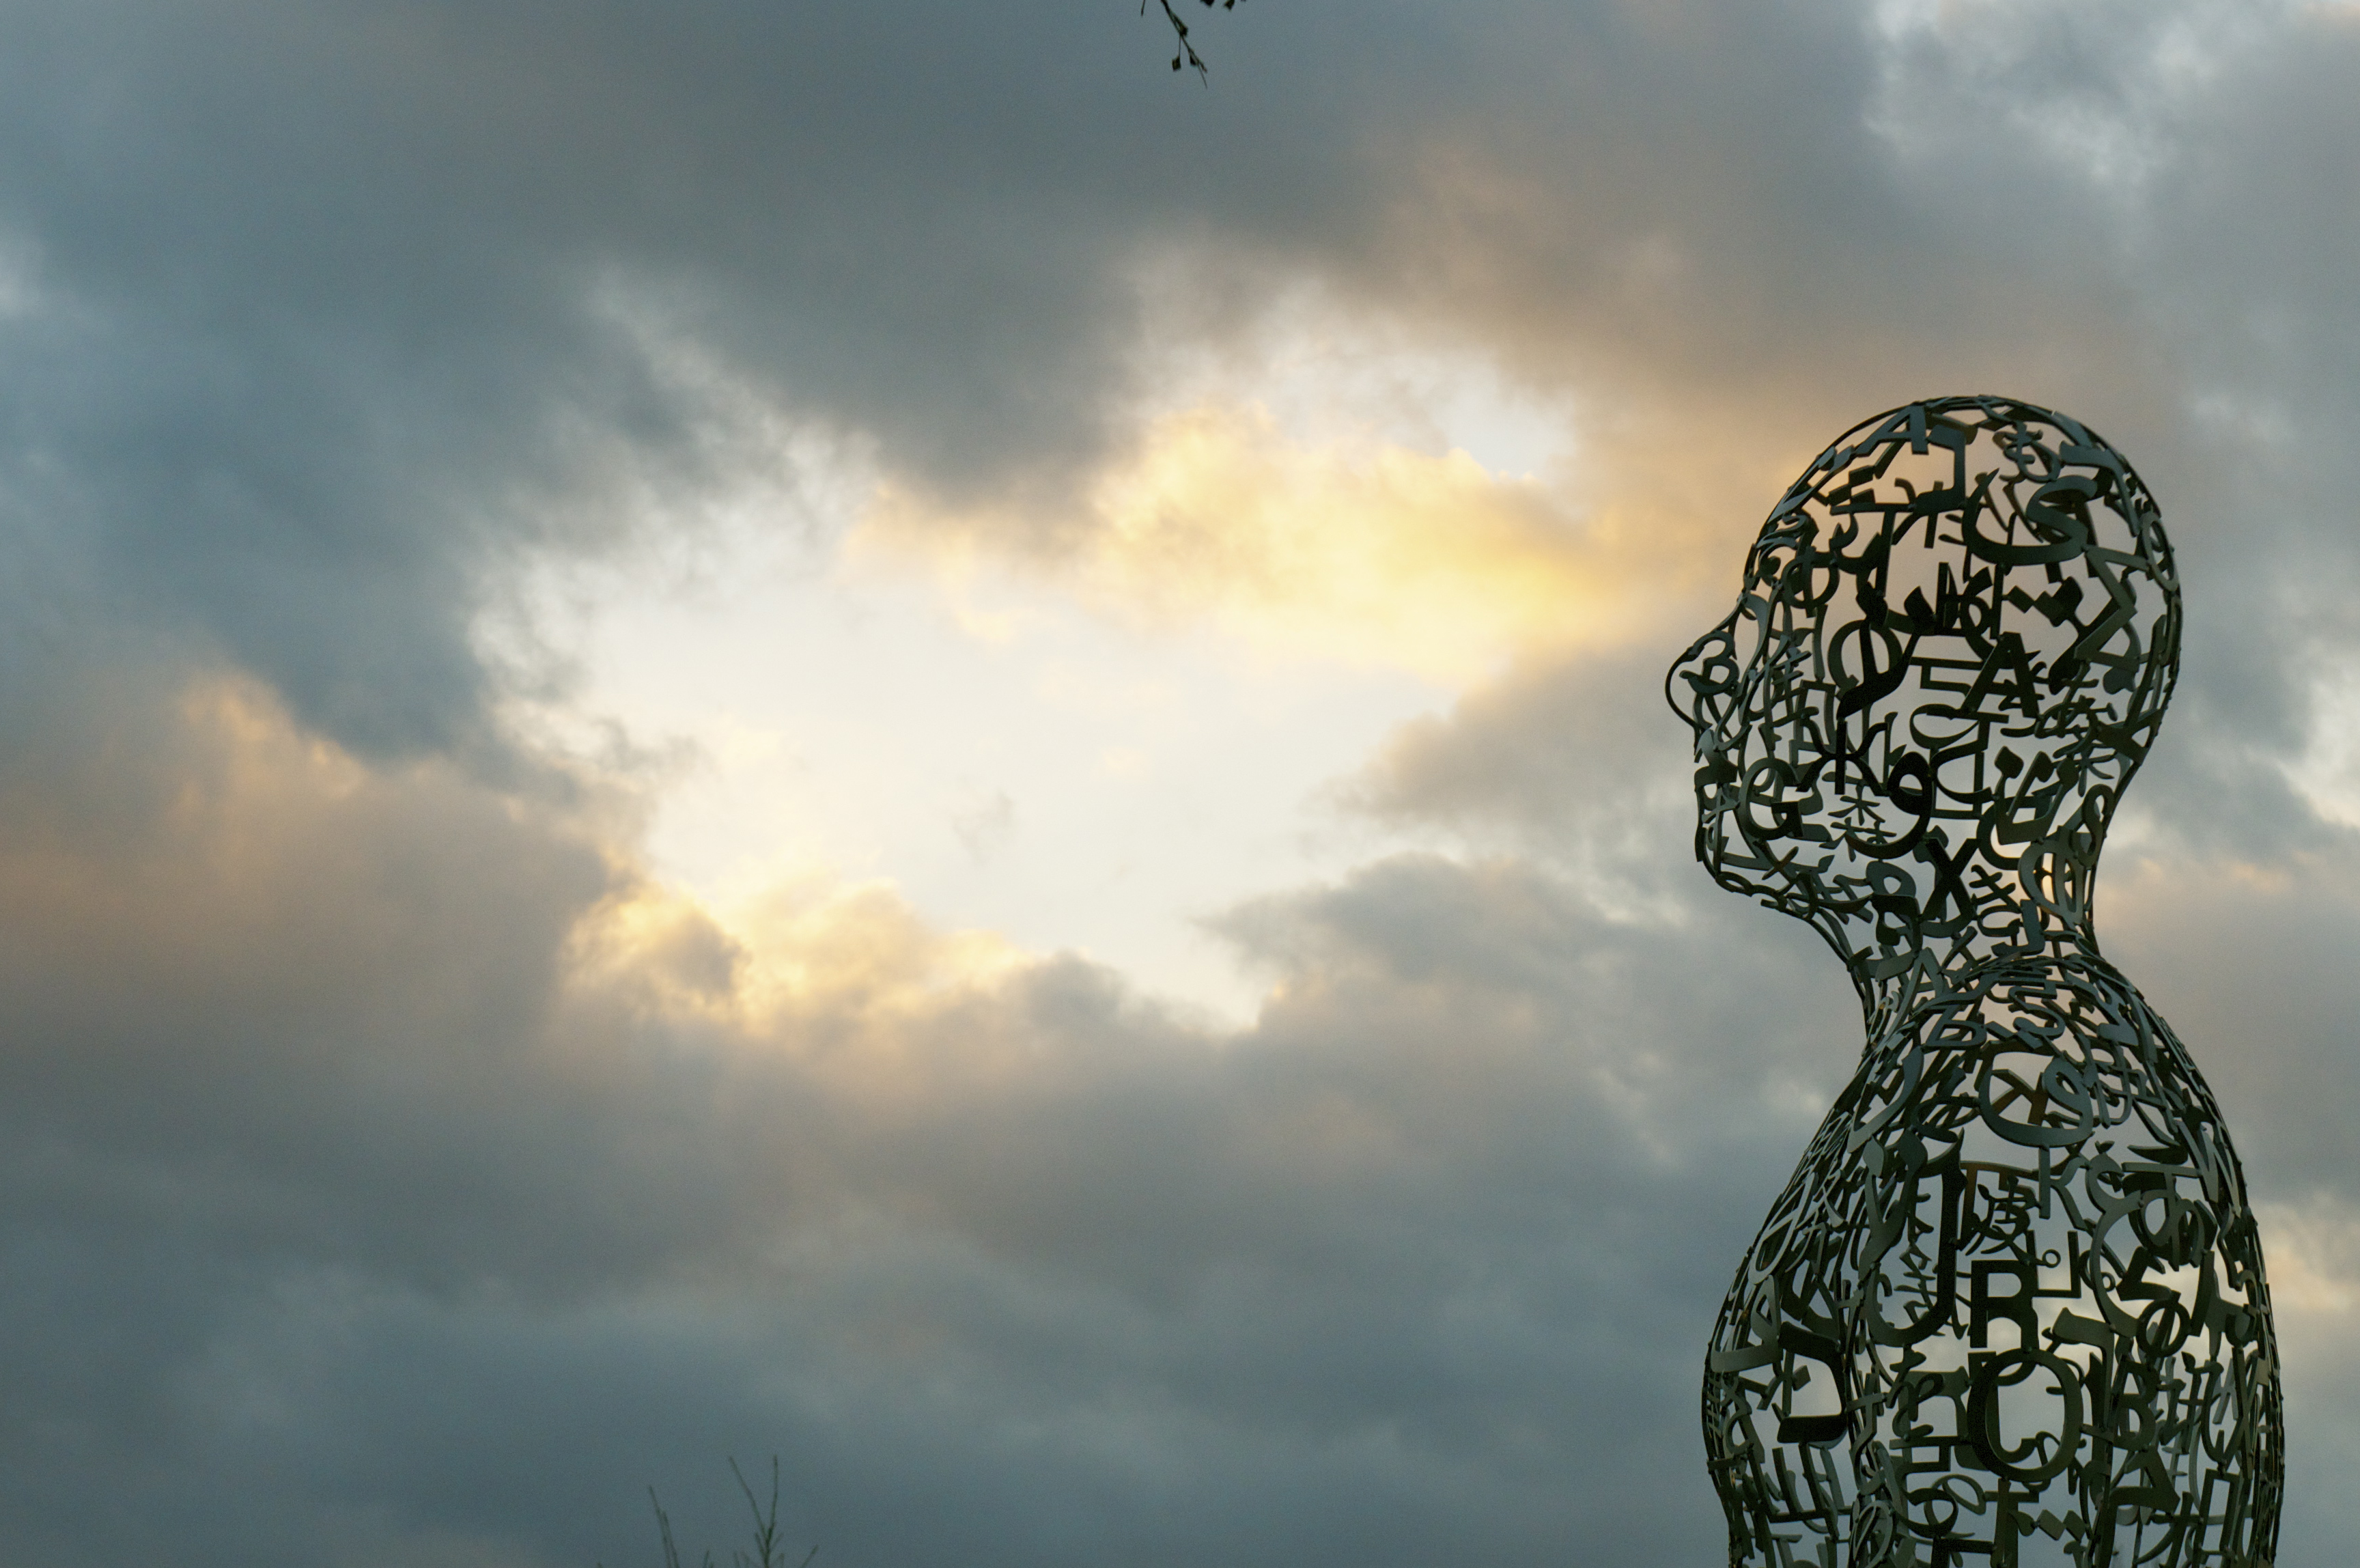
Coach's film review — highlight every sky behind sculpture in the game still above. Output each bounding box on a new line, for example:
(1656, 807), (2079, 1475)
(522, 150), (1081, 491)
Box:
(0, 3), (2357, 1565)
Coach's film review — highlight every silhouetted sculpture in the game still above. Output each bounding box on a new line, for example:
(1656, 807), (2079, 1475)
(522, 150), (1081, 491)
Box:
(1666, 397), (2283, 1565)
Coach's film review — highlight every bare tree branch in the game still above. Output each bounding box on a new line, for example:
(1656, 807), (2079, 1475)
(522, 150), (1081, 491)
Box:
(1143, 0), (1241, 84)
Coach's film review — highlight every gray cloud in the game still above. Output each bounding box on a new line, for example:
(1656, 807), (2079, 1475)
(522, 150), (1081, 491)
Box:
(1, 0), (2359, 1564)
(0, 673), (1864, 1566)
(1341, 648), (1698, 895)
(0, 0), (1404, 755)
(0, 0), (2345, 770)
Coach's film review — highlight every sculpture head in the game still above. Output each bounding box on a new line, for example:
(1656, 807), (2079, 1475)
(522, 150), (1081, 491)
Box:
(1666, 396), (2180, 1011)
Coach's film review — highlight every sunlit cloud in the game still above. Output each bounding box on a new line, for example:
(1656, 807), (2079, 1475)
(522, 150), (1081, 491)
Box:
(567, 871), (1037, 1105)
(862, 400), (1687, 684)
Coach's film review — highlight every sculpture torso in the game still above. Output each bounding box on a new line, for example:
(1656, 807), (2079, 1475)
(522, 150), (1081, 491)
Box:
(1704, 951), (2280, 1566)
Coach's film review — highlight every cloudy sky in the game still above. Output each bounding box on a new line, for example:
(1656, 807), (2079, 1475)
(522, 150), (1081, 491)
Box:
(0, 1), (2357, 1563)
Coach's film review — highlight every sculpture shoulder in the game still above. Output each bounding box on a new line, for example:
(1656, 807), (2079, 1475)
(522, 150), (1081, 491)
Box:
(1891, 951), (2185, 1065)
(1851, 951), (2223, 1151)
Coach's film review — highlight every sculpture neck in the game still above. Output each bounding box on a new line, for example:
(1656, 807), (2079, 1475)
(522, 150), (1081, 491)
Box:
(1792, 838), (2107, 1037)
(1839, 897), (2103, 1039)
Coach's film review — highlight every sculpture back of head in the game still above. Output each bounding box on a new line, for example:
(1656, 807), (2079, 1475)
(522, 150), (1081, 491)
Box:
(1666, 395), (2179, 1001)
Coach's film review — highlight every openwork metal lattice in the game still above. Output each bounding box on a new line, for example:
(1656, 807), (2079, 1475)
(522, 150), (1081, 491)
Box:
(1666, 397), (2283, 1565)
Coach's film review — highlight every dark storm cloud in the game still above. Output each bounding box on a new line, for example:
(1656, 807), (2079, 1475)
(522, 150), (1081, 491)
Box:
(0, 679), (1864, 1564)
(0, 0), (1411, 755)
(0, 0), (2264, 759)
(0, 0), (2336, 773)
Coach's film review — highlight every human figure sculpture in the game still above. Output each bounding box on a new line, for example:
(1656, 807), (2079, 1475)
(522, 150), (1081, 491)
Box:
(1665, 397), (2283, 1566)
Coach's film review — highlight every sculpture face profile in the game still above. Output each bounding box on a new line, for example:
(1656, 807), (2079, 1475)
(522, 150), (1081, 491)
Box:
(1667, 397), (2283, 1565)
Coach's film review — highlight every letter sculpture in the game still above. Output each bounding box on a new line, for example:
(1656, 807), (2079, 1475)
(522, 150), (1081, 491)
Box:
(1666, 397), (2283, 1565)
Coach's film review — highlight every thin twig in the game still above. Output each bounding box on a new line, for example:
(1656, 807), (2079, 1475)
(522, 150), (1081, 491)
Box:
(634, 1458), (815, 1568)
(728, 1455), (790, 1568)
(650, 1488), (682, 1568)
(1143, 0), (1242, 84)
